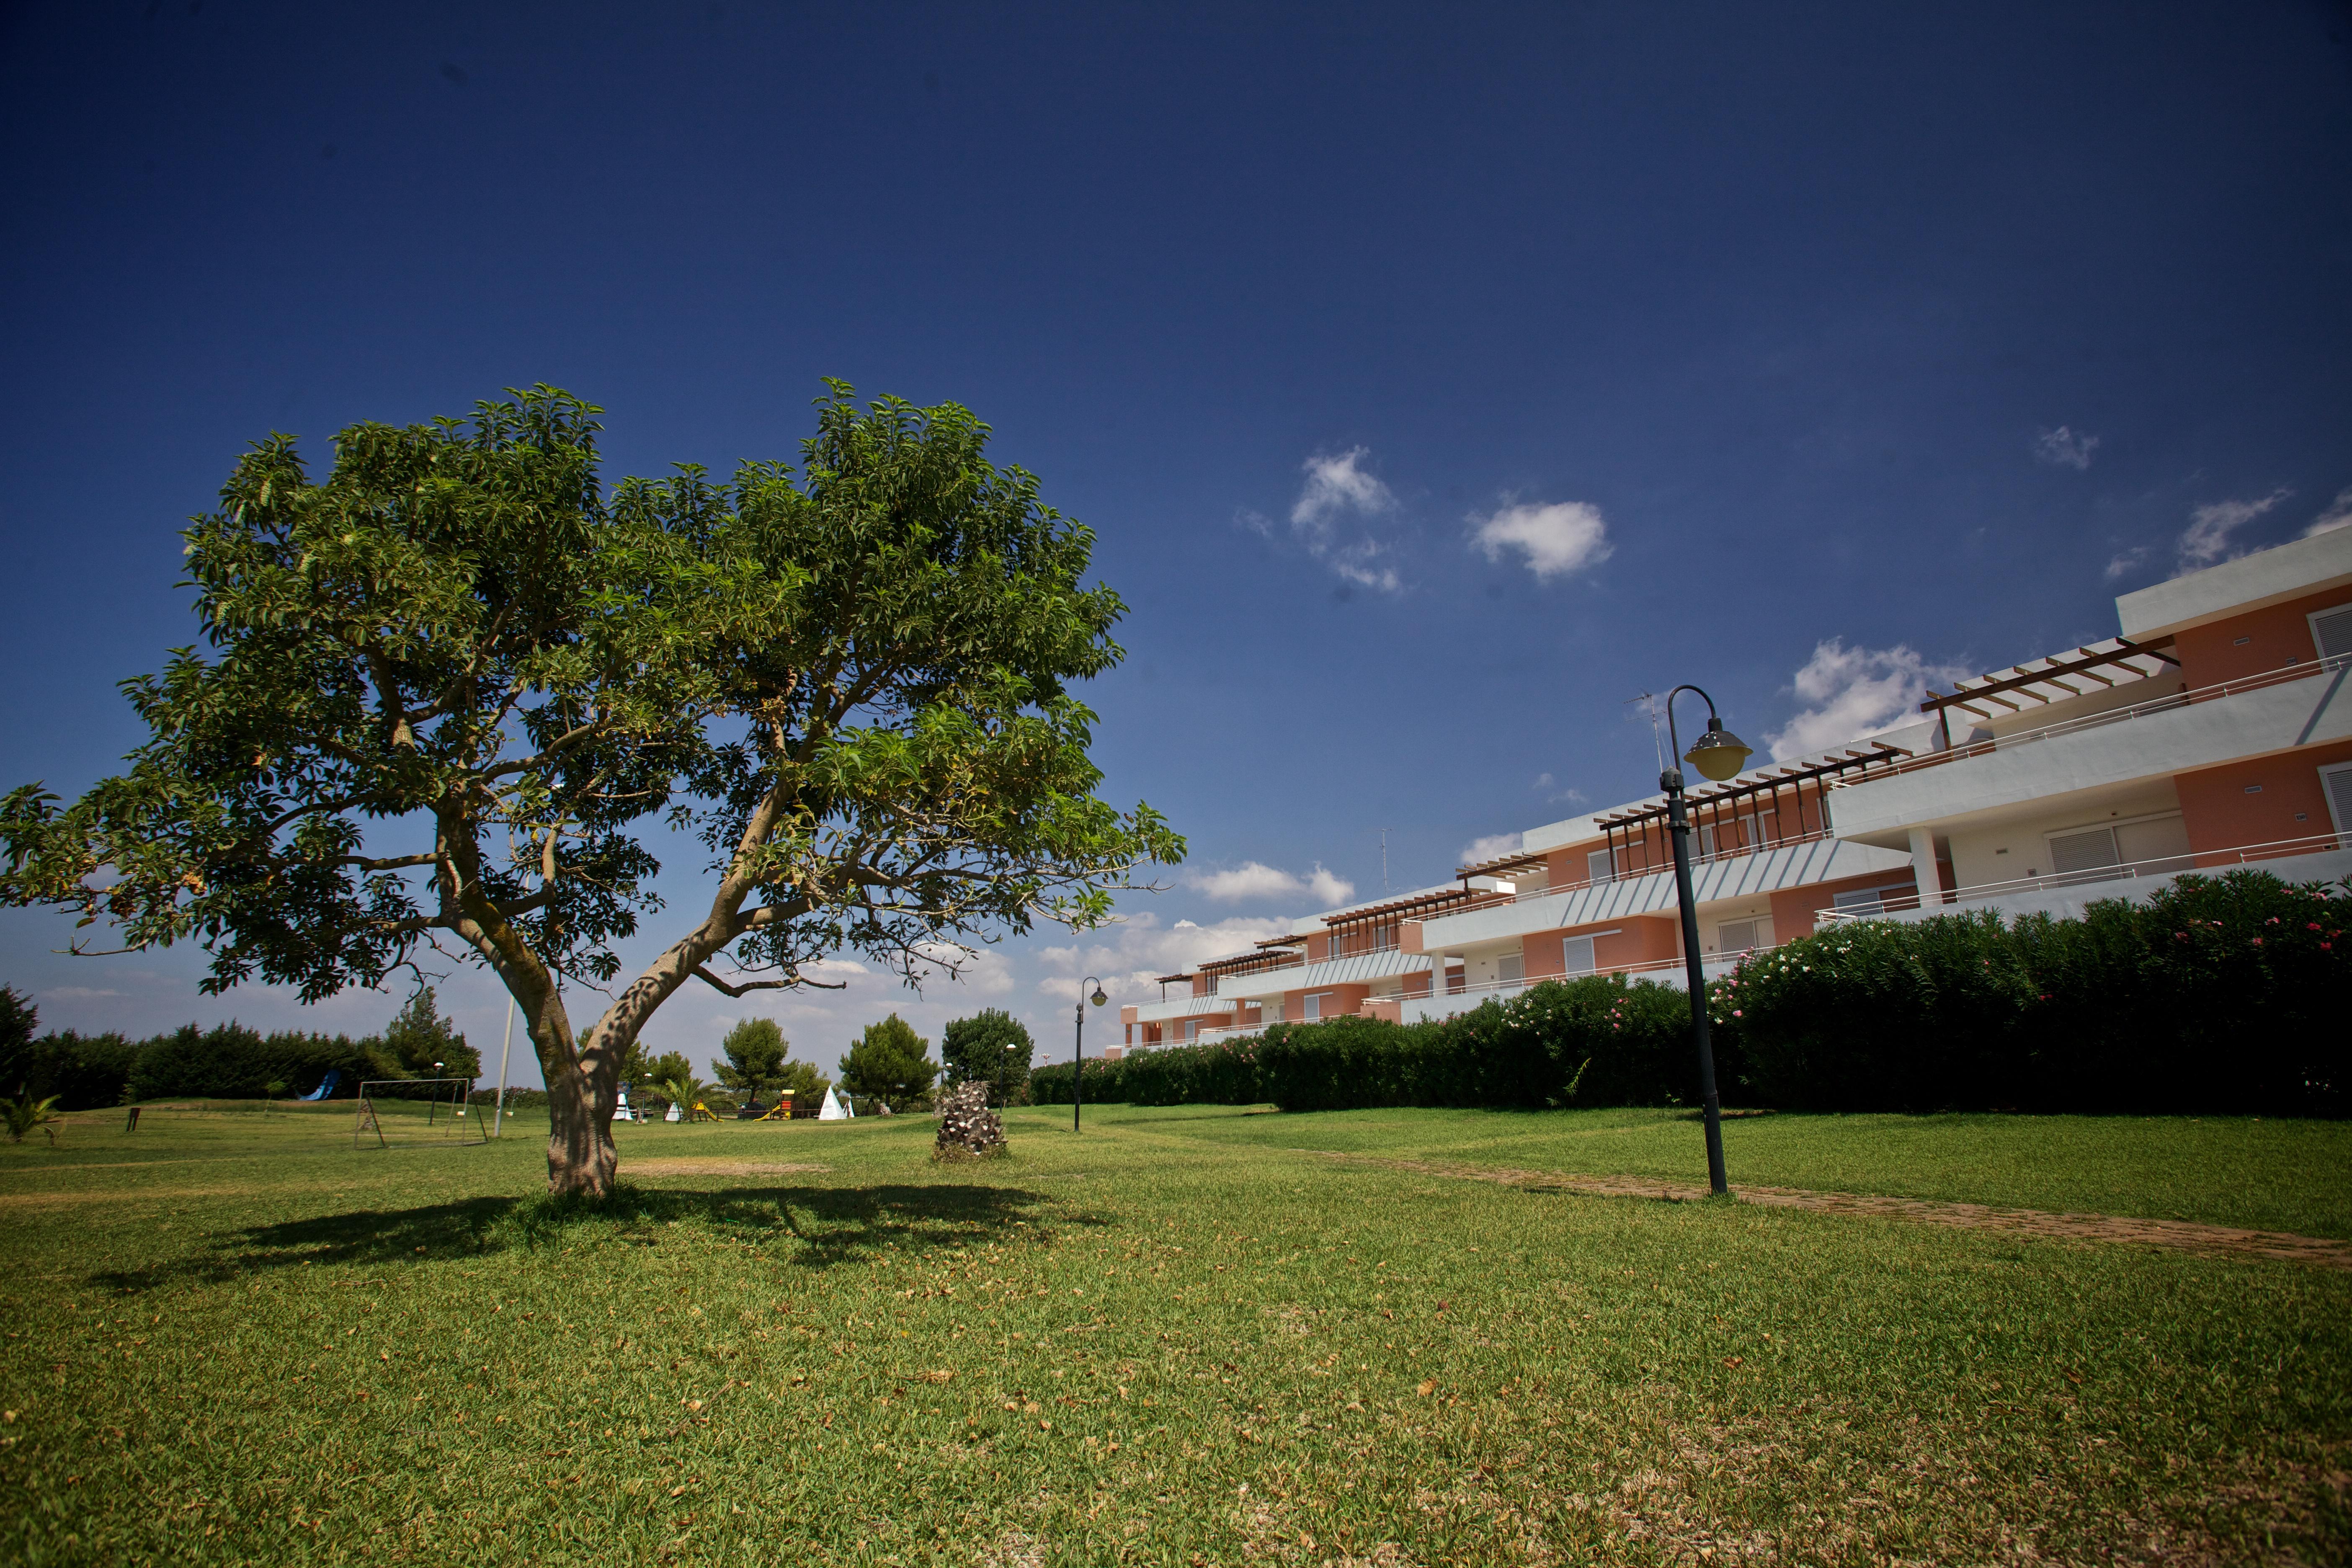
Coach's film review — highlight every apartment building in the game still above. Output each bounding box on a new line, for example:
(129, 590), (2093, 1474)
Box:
(1823, 522), (2352, 925)
(1119, 525), (2352, 1054)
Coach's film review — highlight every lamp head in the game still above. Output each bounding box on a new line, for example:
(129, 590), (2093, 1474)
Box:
(1683, 718), (1753, 783)
(1090, 986), (1109, 1008)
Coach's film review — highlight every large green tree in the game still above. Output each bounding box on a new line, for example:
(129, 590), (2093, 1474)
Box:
(838, 1014), (938, 1111)
(939, 1007), (1035, 1106)
(712, 1017), (787, 1100)
(0, 384), (1179, 1195)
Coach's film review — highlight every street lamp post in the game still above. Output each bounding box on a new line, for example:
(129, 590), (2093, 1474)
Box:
(1660, 685), (1753, 1198)
(1073, 976), (1107, 1132)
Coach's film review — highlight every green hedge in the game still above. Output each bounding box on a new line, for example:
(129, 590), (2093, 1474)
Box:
(1032, 973), (1736, 1113)
(1730, 869), (2348, 1114)
(1033, 871), (2347, 1118)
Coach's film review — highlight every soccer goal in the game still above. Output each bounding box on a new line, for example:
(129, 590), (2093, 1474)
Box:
(353, 1078), (485, 1150)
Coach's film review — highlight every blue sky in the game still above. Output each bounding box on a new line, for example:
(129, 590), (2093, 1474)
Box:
(3, 3), (2349, 1078)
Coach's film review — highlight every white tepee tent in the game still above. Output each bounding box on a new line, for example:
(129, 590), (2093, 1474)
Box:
(818, 1086), (853, 1121)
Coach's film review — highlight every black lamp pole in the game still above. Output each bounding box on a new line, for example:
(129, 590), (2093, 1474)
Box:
(1074, 975), (1103, 1133)
(1662, 684), (1747, 1197)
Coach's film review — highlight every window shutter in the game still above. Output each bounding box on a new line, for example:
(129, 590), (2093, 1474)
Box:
(1562, 936), (1597, 975)
(2312, 606), (2352, 659)
(1587, 849), (1615, 885)
(2048, 828), (2121, 875)
(2324, 764), (2352, 838)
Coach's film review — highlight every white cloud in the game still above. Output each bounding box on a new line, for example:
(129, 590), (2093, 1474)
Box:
(2034, 426), (2099, 470)
(1188, 861), (1355, 906)
(2104, 545), (2152, 582)
(2305, 486), (2352, 539)
(1459, 831), (1523, 866)
(1292, 448), (1396, 533)
(2177, 489), (2290, 573)
(1032, 913), (1300, 1003)
(1468, 498), (1611, 582)
(1767, 638), (1970, 761)
(1245, 449), (1407, 594)
(43, 986), (124, 1000)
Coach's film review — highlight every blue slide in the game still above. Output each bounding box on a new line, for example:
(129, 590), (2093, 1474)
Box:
(297, 1068), (341, 1102)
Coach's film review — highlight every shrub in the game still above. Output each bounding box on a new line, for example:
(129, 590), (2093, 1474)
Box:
(1727, 870), (2348, 1114)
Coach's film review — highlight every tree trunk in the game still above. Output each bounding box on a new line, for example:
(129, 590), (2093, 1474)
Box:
(545, 1060), (617, 1199)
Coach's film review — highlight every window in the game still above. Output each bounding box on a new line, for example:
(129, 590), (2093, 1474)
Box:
(2048, 814), (2191, 876)
(1303, 993), (1326, 1021)
(2047, 828), (2121, 876)
(1562, 936), (1597, 976)
(1832, 885), (1908, 915)
(1497, 952), (1524, 985)
(2323, 762), (2352, 841)
(1587, 848), (1617, 885)
(1716, 917), (1772, 954)
(1691, 823), (1717, 859)
(1182, 1021), (1198, 1043)
(2310, 602), (2352, 660)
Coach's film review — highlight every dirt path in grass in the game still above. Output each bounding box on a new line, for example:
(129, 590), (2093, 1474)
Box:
(1296, 1150), (2352, 1269)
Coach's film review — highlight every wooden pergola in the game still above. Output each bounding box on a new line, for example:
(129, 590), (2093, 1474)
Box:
(1920, 637), (2177, 740)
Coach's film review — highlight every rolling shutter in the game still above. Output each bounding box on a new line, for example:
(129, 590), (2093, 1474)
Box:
(2048, 828), (2121, 875)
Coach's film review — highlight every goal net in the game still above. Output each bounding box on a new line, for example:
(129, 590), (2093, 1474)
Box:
(353, 1078), (485, 1149)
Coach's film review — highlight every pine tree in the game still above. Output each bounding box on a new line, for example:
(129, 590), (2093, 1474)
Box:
(713, 1019), (788, 1100)
(940, 1008), (1034, 1107)
(838, 1014), (939, 1112)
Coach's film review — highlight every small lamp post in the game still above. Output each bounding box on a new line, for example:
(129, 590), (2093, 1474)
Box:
(1073, 976), (1108, 1132)
(1661, 685), (1752, 1197)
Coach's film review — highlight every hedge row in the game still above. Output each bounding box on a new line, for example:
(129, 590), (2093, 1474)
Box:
(1034, 870), (2349, 1117)
(1030, 972), (1726, 1113)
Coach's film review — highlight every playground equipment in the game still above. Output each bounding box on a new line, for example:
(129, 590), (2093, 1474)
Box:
(296, 1068), (341, 1102)
(353, 1078), (485, 1149)
(614, 1081), (640, 1123)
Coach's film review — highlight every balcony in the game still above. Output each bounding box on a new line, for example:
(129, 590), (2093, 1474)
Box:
(1128, 993), (1239, 1025)
(1819, 828), (2352, 927)
(1828, 652), (2352, 838)
(1207, 946), (1432, 1003)
(1413, 835), (1914, 947)
(1126, 946), (1777, 1053)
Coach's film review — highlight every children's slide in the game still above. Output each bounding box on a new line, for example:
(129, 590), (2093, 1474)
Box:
(297, 1069), (341, 1102)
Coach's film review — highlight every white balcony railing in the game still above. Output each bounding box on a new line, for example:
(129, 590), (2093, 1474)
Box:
(1815, 828), (2352, 924)
(1124, 946), (1787, 1052)
(1824, 652), (2348, 792)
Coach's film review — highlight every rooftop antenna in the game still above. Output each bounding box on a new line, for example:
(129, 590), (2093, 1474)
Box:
(1380, 827), (1391, 893)
(1627, 691), (1666, 773)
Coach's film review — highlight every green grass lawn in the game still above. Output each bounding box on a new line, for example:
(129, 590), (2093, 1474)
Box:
(2, 1099), (2347, 1566)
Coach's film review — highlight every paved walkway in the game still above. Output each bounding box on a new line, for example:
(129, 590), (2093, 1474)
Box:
(1296, 1150), (2352, 1269)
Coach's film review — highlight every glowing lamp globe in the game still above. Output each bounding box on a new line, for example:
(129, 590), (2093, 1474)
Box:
(1683, 723), (1753, 782)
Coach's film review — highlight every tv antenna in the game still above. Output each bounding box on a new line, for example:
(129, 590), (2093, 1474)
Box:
(1627, 692), (1666, 773)
(1380, 827), (1391, 892)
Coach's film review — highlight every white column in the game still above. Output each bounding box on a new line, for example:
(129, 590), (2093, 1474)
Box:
(1908, 827), (1942, 909)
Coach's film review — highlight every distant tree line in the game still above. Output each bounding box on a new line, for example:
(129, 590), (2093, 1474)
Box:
(0, 989), (479, 1109)
(5, 984), (1052, 1117)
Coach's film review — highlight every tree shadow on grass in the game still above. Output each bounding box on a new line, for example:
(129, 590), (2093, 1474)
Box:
(89, 1182), (1094, 1293)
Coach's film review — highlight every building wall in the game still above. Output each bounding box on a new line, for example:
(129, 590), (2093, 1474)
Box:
(1517, 914), (1681, 979)
(1767, 867), (1922, 940)
(2171, 585), (2352, 686)
(2174, 740), (2352, 855)
(1942, 780), (2185, 889)
(1282, 982), (1371, 1021)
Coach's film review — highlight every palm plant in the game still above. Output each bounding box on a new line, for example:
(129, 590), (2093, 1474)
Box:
(3, 1090), (64, 1145)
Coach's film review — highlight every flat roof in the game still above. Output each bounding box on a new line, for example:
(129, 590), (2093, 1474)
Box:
(2118, 524), (2352, 640)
